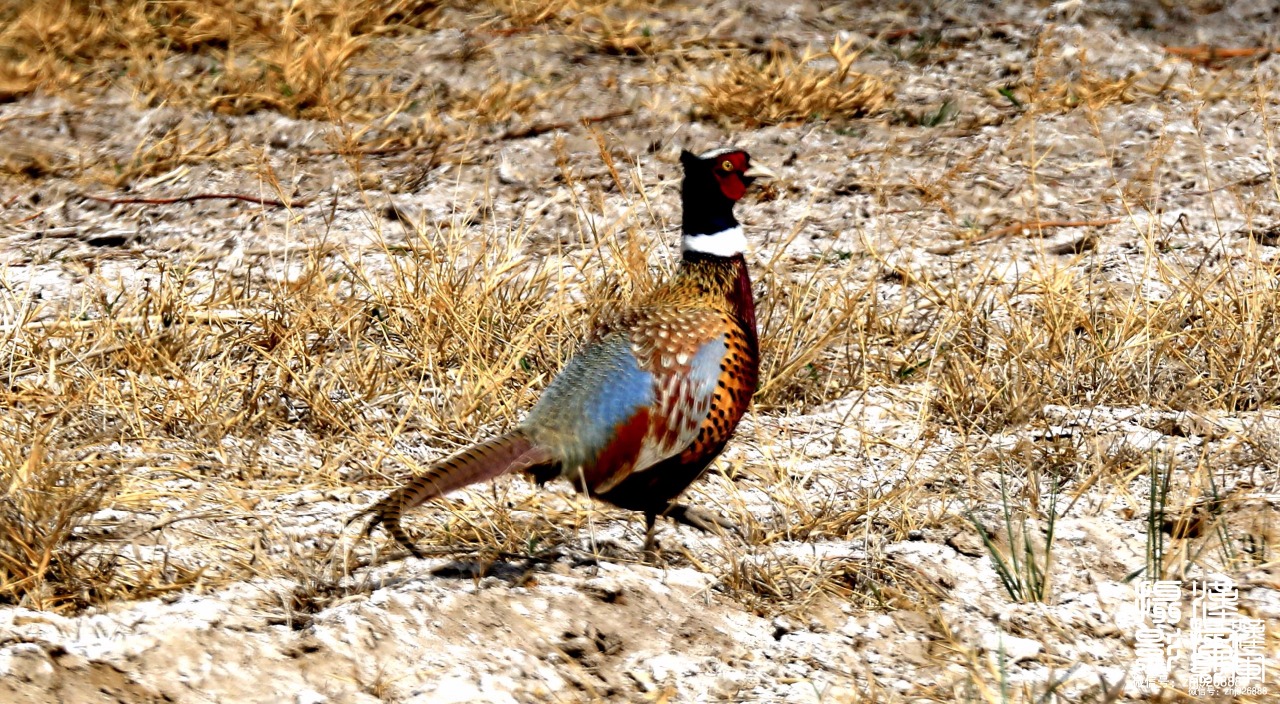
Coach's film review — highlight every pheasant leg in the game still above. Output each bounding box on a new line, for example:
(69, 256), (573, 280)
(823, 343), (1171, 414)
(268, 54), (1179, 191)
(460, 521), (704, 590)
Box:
(664, 504), (741, 538)
(642, 510), (660, 562)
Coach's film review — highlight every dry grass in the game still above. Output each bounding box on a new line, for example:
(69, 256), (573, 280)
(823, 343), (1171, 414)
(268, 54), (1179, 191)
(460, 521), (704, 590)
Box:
(2, 1), (1279, 698)
(699, 38), (893, 126)
(921, 247), (1280, 434)
(573, 14), (670, 58)
(0, 0), (441, 117)
(6, 121), (1279, 618)
(0, 120), (900, 610)
(0, 363), (211, 611)
(0, 0), (588, 186)
(0, 412), (117, 611)
(0, 0), (446, 187)
(1023, 35), (1196, 114)
(716, 548), (942, 618)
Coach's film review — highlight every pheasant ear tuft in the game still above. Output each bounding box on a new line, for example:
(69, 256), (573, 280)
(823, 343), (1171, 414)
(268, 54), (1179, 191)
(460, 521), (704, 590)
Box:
(680, 149), (699, 166)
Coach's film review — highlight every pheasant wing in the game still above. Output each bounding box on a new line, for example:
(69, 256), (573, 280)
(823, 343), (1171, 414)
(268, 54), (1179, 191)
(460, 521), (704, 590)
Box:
(623, 309), (730, 483)
(520, 308), (730, 494)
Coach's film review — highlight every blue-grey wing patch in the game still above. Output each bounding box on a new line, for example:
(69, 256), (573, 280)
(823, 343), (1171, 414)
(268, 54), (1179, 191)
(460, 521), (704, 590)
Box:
(521, 333), (655, 476)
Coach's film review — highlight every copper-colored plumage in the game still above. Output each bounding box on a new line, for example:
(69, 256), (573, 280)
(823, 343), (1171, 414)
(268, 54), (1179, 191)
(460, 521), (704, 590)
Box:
(364, 147), (772, 558)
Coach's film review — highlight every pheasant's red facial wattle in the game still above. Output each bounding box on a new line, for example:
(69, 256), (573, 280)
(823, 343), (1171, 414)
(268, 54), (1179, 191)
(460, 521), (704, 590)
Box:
(715, 172), (747, 201)
(712, 152), (751, 201)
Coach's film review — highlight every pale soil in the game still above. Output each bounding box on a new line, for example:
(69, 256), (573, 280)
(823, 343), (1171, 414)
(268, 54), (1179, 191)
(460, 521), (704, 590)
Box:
(2, 1), (1279, 702)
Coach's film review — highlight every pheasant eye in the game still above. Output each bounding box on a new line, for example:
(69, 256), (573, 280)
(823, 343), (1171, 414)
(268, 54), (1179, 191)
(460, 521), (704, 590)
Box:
(721, 160), (734, 171)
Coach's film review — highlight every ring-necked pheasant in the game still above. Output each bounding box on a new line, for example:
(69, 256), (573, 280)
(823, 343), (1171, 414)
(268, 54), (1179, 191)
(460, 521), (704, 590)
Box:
(367, 147), (775, 557)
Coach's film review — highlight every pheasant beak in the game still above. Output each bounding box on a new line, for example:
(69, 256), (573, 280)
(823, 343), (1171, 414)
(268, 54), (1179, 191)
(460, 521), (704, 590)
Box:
(742, 162), (778, 182)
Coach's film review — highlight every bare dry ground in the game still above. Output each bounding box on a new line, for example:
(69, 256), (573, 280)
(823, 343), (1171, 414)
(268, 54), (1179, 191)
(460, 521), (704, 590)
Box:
(1, 0), (1278, 702)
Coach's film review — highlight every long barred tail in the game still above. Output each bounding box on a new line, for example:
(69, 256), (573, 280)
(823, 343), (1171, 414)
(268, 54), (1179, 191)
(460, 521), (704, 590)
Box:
(366, 431), (554, 557)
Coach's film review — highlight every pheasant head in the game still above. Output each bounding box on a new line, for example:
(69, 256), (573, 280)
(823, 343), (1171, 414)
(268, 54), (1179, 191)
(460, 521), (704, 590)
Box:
(679, 147), (776, 258)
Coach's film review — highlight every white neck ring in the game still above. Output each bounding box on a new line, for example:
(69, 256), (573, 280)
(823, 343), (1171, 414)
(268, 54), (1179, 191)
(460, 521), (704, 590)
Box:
(681, 226), (747, 257)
